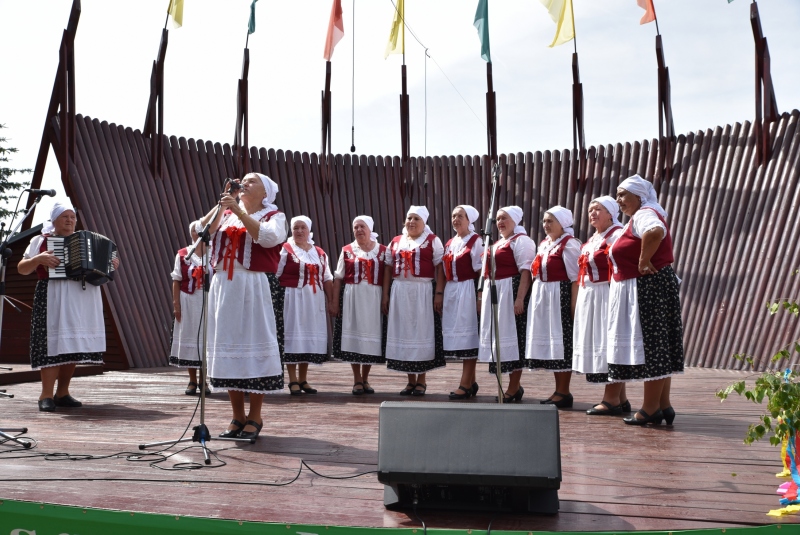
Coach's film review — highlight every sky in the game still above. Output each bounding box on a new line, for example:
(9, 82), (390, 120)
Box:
(0, 0), (798, 224)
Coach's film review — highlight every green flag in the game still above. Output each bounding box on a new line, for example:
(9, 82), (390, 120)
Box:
(248, 0), (258, 35)
(474, 0), (491, 62)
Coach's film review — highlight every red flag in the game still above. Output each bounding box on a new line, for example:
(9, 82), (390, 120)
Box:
(323, 0), (344, 61)
(636, 0), (656, 25)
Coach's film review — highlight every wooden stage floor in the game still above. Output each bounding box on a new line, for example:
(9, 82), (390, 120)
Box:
(1, 365), (797, 531)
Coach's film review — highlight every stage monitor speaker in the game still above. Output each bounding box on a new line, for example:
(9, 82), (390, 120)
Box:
(378, 402), (561, 515)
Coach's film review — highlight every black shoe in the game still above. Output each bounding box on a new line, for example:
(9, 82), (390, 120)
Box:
(54, 394), (82, 407)
(411, 383), (427, 397)
(219, 419), (245, 438)
(38, 398), (56, 412)
(471, 382), (479, 397)
(497, 386), (524, 403)
(541, 392), (573, 409)
(449, 385), (472, 400)
(185, 382), (198, 395)
(620, 400), (632, 413)
(362, 382), (375, 394)
(623, 409), (664, 426)
(586, 400), (622, 416)
(239, 419), (263, 441)
(662, 406), (676, 425)
(399, 383), (415, 396)
(299, 381), (318, 394)
(288, 382), (303, 396)
(203, 383), (212, 396)
(352, 382), (365, 395)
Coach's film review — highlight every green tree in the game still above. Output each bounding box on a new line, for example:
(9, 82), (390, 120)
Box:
(0, 123), (32, 224)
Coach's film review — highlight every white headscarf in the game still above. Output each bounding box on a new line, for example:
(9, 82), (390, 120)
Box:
(456, 204), (479, 233)
(404, 205), (432, 236)
(290, 215), (314, 245)
(188, 220), (199, 239)
(245, 172), (279, 213)
(591, 196), (622, 228)
(42, 199), (76, 235)
(545, 205), (575, 237)
(353, 215), (379, 241)
(498, 205), (526, 236)
(618, 174), (667, 218)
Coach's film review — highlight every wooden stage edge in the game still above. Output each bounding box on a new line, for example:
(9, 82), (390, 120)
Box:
(1, 365), (798, 532)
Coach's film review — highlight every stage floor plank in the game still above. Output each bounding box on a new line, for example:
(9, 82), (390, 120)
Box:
(1, 365), (797, 531)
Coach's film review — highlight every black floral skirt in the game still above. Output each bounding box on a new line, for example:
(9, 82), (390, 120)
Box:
(585, 372), (610, 384)
(608, 266), (684, 382)
(266, 273), (285, 361)
(30, 280), (104, 370)
(168, 315), (202, 369)
(332, 284), (387, 365)
(283, 352), (329, 365)
(209, 375), (284, 393)
(489, 274), (531, 375)
(444, 348), (479, 359)
(527, 280), (574, 372)
(386, 281), (446, 374)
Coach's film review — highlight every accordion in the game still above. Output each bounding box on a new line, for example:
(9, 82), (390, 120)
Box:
(47, 230), (118, 287)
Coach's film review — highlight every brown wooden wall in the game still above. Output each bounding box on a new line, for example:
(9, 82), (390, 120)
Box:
(4, 111), (798, 371)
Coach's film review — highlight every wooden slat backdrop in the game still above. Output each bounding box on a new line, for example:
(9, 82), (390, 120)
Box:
(4, 111), (798, 371)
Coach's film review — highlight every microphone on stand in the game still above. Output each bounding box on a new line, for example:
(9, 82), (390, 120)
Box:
(227, 179), (242, 193)
(25, 189), (57, 197)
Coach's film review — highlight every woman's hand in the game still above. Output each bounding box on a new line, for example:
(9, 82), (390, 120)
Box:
(327, 300), (340, 317)
(514, 296), (525, 315)
(381, 294), (390, 316)
(173, 302), (182, 323)
(638, 258), (657, 276)
(112, 256), (120, 270)
(36, 250), (60, 268)
(219, 193), (241, 214)
(434, 293), (444, 315)
(476, 293), (482, 314)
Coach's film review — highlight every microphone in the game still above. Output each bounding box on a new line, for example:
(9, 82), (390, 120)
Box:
(25, 189), (57, 197)
(227, 179), (242, 192)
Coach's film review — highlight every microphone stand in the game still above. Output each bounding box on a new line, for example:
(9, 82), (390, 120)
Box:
(0, 192), (47, 449)
(477, 163), (503, 405)
(140, 187), (253, 463)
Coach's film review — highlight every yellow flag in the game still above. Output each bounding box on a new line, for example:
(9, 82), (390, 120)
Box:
(540, 0), (574, 48)
(168, 0), (184, 28)
(384, 0), (405, 59)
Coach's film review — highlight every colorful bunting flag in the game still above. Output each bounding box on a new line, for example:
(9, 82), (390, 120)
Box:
(167, 0), (183, 28)
(385, 0), (405, 59)
(474, 0), (491, 62)
(636, 0), (656, 25)
(539, 0), (574, 48)
(323, 0), (344, 60)
(248, 0), (258, 35)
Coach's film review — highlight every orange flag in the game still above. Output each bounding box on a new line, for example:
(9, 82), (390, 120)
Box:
(323, 0), (344, 61)
(636, 0), (656, 25)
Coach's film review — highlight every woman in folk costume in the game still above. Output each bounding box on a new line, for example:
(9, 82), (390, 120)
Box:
(478, 206), (536, 402)
(526, 205), (582, 409)
(329, 215), (389, 395)
(382, 205), (446, 396)
(441, 205), (484, 400)
(198, 173), (287, 441)
(169, 221), (210, 396)
(276, 216), (333, 395)
(18, 200), (119, 412)
(608, 175), (683, 426)
(571, 197), (630, 415)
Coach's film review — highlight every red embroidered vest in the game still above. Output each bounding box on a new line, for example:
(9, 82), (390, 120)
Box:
(609, 208), (674, 282)
(577, 226), (622, 286)
(278, 243), (328, 292)
(484, 233), (525, 280)
(390, 233), (437, 279)
(177, 248), (205, 295)
(341, 243), (387, 285)
(531, 235), (574, 282)
(443, 234), (480, 282)
(211, 210), (282, 278)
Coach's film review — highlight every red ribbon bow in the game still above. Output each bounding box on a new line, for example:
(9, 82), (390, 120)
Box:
(223, 226), (248, 280)
(442, 253), (454, 280)
(531, 254), (543, 278)
(577, 253), (589, 287)
(358, 257), (375, 284)
(399, 250), (414, 277)
(190, 265), (204, 292)
(307, 264), (320, 293)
